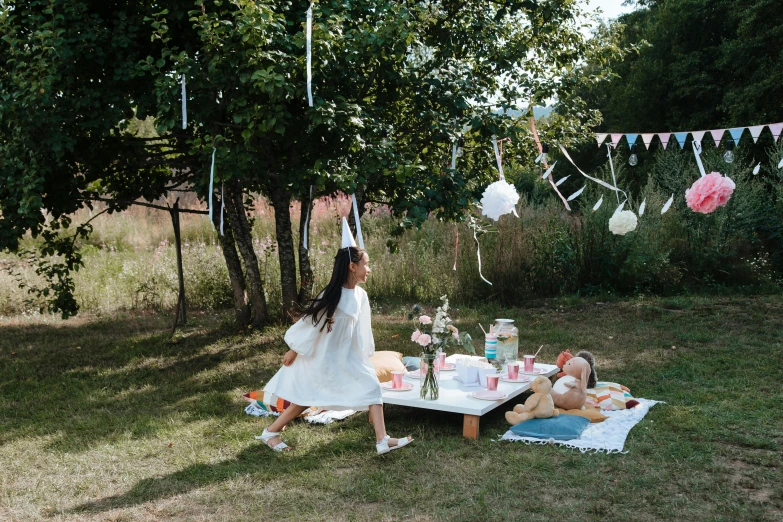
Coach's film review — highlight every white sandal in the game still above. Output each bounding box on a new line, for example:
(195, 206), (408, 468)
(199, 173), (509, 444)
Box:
(376, 435), (413, 455)
(256, 429), (290, 452)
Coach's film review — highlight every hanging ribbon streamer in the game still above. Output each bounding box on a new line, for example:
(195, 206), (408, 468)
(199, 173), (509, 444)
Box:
(453, 224), (459, 271)
(473, 228), (492, 285)
(451, 142), (457, 170)
(491, 135), (504, 180)
(606, 144), (620, 203)
(306, 3), (313, 107)
(220, 183), (225, 236)
(181, 75), (187, 130)
(691, 141), (707, 178)
(529, 117), (570, 211)
(303, 185), (313, 250)
(208, 147), (216, 230)
(351, 193), (365, 249)
(558, 144), (629, 202)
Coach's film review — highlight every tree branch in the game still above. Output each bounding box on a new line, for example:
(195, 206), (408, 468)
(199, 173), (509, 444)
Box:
(84, 196), (208, 215)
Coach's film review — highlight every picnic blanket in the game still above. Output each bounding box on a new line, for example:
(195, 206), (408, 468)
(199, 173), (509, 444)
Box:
(499, 398), (662, 453)
(243, 390), (357, 425)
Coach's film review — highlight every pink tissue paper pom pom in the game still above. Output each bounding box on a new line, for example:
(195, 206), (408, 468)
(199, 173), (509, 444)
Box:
(419, 315), (432, 324)
(416, 334), (432, 347)
(411, 329), (421, 342)
(685, 172), (736, 214)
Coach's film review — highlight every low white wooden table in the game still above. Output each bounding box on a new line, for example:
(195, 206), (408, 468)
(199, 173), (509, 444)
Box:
(381, 356), (559, 439)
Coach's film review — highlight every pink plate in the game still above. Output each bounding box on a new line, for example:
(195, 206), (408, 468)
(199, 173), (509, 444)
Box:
(499, 375), (531, 383)
(521, 367), (547, 375)
(381, 382), (413, 392)
(470, 390), (508, 401)
(439, 363), (456, 371)
(404, 370), (421, 379)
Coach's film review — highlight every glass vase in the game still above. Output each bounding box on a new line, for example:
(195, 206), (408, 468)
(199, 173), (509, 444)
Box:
(419, 353), (440, 400)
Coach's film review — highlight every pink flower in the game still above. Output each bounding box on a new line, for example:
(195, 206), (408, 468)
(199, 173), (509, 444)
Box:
(411, 329), (422, 343)
(416, 334), (432, 347)
(419, 315), (432, 324)
(685, 172), (736, 214)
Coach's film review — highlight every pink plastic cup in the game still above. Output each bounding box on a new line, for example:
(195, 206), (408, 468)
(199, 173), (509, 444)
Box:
(524, 355), (536, 372)
(438, 352), (447, 368)
(507, 362), (520, 380)
(486, 374), (500, 391)
(391, 371), (404, 389)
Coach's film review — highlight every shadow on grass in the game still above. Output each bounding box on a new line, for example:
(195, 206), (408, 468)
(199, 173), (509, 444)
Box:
(0, 312), (283, 452)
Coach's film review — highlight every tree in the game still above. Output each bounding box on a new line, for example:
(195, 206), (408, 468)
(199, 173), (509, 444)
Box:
(1, 0), (629, 323)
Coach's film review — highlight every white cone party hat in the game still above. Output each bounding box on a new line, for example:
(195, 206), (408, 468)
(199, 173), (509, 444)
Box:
(341, 217), (357, 248)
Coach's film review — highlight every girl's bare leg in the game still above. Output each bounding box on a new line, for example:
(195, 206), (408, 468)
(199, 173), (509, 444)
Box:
(368, 404), (411, 447)
(264, 404), (308, 449)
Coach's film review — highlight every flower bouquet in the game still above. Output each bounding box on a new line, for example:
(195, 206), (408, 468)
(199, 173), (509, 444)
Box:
(410, 295), (473, 400)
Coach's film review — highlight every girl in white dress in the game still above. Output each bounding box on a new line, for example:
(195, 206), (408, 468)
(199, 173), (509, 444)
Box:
(259, 245), (413, 455)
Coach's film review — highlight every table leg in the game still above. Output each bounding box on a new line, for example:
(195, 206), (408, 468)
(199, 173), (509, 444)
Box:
(463, 414), (480, 439)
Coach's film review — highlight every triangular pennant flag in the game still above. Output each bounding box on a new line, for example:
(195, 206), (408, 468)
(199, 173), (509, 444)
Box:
(728, 127), (745, 145)
(341, 217), (357, 248)
(658, 133), (671, 150)
(748, 125), (765, 143)
(691, 130), (706, 144)
(596, 133), (608, 147)
(673, 132), (689, 149)
(710, 129), (725, 148)
(625, 134), (639, 147)
(610, 133), (623, 148)
(768, 123), (783, 142)
(641, 133), (655, 150)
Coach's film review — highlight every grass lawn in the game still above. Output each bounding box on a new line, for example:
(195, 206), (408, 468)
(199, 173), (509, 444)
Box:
(1, 295), (781, 521)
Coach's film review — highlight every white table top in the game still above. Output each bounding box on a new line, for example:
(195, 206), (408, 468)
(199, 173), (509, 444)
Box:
(381, 356), (559, 416)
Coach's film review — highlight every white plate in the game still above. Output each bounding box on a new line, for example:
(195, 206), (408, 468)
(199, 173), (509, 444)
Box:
(439, 363), (456, 371)
(500, 375), (531, 383)
(470, 390), (508, 401)
(520, 367), (547, 375)
(381, 382), (414, 392)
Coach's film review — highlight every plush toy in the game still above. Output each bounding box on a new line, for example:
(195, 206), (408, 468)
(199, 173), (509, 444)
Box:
(505, 376), (559, 425)
(575, 350), (597, 389)
(551, 356), (590, 410)
(556, 349), (574, 379)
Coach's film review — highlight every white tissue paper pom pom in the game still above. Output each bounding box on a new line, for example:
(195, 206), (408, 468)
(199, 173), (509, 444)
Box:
(480, 180), (519, 221)
(608, 210), (638, 236)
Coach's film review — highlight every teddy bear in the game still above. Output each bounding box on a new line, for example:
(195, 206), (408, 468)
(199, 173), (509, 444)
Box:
(551, 356), (591, 410)
(505, 376), (559, 425)
(556, 349), (597, 389)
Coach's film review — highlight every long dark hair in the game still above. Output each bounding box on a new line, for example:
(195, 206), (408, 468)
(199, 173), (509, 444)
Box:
(300, 246), (365, 332)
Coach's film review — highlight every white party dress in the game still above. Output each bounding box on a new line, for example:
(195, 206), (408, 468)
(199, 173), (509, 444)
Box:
(263, 286), (382, 411)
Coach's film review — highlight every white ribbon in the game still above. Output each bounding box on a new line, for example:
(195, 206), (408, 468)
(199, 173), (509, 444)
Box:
(181, 75), (187, 130)
(208, 147), (216, 229)
(220, 183), (224, 236)
(692, 141), (707, 177)
(306, 3), (313, 107)
(303, 185), (313, 250)
(473, 228), (492, 285)
(351, 193), (364, 249)
(559, 144), (628, 201)
(451, 142), (457, 170)
(491, 135), (504, 180)
(607, 144), (620, 203)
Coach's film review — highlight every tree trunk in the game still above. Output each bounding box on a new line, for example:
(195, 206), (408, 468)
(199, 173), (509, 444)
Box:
(297, 189), (315, 305)
(270, 184), (298, 323)
(169, 200), (187, 326)
(224, 180), (268, 328)
(211, 194), (250, 327)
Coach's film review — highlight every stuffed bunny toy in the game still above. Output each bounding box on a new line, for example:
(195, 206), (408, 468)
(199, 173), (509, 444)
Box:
(551, 356), (590, 410)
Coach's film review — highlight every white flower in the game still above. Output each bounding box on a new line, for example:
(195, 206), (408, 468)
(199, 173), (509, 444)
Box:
(480, 180), (520, 221)
(609, 210), (638, 236)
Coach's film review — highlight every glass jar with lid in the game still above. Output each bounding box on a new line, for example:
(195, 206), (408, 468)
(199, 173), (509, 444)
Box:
(494, 319), (519, 364)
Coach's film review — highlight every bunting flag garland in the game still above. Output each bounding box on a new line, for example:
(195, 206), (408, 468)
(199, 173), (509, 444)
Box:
(674, 132), (689, 149)
(181, 75), (187, 130)
(749, 125), (764, 143)
(595, 121), (783, 152)
(208, 147), (216, 229)
(710, 129), (725, 148)
(306, 3), (313, 107)
(351, 193), (365, 249)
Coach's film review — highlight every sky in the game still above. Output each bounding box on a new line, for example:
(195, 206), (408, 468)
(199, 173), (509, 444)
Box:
(588, 0), (637, 21)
